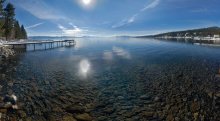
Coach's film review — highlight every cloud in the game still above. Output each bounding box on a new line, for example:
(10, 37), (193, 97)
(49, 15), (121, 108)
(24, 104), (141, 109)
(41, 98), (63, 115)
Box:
(191, 8), (208, 13)
(112, 0), (160, 28)
(14, 0), (66, 21)
(26, 22), (44, 29)
(141, 0), (160, 11)
(112, 14), (138, 28)
(58, 23), (87, 36)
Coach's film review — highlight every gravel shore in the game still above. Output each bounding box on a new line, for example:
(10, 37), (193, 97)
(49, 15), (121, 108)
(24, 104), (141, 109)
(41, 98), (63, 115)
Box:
(0, 46), (15, 58)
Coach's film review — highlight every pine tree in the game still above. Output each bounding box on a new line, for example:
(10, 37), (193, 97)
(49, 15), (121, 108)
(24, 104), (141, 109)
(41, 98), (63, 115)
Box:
(0, 0), (5, 16)
(0, 0), (5, 37)
(20, 25), (27, 39)
(14, 20), (22, 39)
(3, 3), (15, 40)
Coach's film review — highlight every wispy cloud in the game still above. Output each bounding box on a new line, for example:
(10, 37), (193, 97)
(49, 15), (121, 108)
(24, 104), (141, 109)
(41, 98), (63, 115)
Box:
(191, 8), (208, 13)
(26, 22), (44, 29)
(14, 0), (66, 21)
(58, 23), (87, 36)
(112, 0), (160, 28)
(112, 14), (138, 28)
(141, 0), (160, 11)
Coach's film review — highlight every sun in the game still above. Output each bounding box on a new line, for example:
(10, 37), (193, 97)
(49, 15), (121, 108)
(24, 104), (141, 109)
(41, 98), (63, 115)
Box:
(77, 0), (96, 10)
(82, 0), (91, 5)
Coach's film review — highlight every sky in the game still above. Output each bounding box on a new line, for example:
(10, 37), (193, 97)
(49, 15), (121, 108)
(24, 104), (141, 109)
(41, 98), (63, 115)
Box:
(8, 0), (220, 37)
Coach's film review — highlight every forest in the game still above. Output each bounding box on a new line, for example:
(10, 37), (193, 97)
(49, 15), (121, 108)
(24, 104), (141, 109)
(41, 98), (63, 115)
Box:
(0, 0), (27, 41)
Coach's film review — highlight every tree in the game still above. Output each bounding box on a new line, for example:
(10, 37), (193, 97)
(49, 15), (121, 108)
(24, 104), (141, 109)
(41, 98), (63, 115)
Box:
(20, 25), (27, 39)
(14, 20), (22, 39)
(3, 3), (15, 40)
(0, 0), (5, 17)
(0, 0), (5, 37)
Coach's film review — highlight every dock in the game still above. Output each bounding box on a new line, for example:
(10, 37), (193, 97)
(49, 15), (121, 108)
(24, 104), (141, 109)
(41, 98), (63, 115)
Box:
(2, 40), (75, 51)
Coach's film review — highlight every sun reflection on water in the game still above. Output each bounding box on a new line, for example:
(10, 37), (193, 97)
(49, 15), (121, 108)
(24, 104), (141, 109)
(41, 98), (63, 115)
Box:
(79, 59), (91, 77)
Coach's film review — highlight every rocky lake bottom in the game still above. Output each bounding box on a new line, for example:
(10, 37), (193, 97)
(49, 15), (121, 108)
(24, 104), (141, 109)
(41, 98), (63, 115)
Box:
(0, 38), (220, 121)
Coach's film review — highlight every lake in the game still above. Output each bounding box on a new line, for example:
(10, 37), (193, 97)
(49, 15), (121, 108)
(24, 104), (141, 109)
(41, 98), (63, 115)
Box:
(0, 37), (220, 121)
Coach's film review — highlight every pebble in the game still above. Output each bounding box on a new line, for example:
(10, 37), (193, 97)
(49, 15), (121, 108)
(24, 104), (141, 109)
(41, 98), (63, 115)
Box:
(8, 82), (14, 87)
(193, 112), (199, 121)
(154, 96), (160, 102)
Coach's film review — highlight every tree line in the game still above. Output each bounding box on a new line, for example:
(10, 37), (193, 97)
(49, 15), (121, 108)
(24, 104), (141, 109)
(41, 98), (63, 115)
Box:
(0, 0), (27, 41)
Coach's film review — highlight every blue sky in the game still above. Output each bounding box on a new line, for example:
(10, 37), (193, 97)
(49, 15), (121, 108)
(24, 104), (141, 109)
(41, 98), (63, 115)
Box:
(9, 0), (220, 37)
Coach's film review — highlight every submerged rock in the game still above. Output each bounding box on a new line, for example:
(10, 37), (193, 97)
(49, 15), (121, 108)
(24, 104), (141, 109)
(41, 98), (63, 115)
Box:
(1, 74), (5, 79)
(3, 94), (17, 105)
(140, 95), (151, 100)
(2, 94), (18, 110)
(191, 101), (200, 113)
(142, 111), (154, 118)
(0, 85), (2, 91)
(18, 110), (27, 118)
(63, 114), (77, 121)
(65, 105), (85, 114)
(75, 113), (93, 121)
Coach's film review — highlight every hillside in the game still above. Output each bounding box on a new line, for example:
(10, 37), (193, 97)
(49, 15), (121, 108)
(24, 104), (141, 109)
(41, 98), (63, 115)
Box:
(137, 27), (220, 38)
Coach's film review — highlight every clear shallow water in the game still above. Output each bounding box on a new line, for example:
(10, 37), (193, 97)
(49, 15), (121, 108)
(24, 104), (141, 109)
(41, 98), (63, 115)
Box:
(1, 37), (220, 120)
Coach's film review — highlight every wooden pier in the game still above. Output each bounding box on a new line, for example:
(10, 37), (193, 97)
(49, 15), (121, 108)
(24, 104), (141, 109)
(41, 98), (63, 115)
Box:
(2, 40), (75, 51)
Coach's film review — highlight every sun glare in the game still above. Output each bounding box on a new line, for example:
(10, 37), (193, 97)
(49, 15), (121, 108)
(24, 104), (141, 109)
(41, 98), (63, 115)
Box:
(82, 0), (91, 5)
(79, 59), (91, 76)
(77, 0), (96, 10)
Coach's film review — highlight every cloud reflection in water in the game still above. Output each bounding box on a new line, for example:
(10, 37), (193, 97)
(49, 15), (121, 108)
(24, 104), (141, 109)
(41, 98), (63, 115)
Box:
(112, 46), (131, 59)
(103, 46), (131, 61)
(103, 51), (113, 60)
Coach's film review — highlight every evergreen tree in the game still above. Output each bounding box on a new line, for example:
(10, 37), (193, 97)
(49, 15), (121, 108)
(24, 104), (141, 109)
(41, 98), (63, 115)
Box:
(0, 0), (5, 16)
(14, 20), (22, 39)
(3, 3), (15, 40)
(20, 25), (27, 39)
(0, 0), (5, 37)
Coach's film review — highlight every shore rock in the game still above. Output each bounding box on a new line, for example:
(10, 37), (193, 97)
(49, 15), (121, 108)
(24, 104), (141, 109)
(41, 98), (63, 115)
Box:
(0, 46), (14, 58)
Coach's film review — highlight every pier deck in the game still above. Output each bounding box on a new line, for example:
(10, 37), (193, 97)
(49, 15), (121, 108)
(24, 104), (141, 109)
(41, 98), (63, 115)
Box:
(2, 40), (75, 51)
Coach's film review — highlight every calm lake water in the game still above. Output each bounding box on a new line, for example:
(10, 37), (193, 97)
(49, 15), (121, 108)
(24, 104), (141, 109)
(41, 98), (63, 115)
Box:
(1, 37), (220, 120)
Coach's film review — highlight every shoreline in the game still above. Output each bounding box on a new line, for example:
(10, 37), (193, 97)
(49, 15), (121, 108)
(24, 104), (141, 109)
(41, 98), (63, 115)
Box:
(154, 36), (220, 41)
